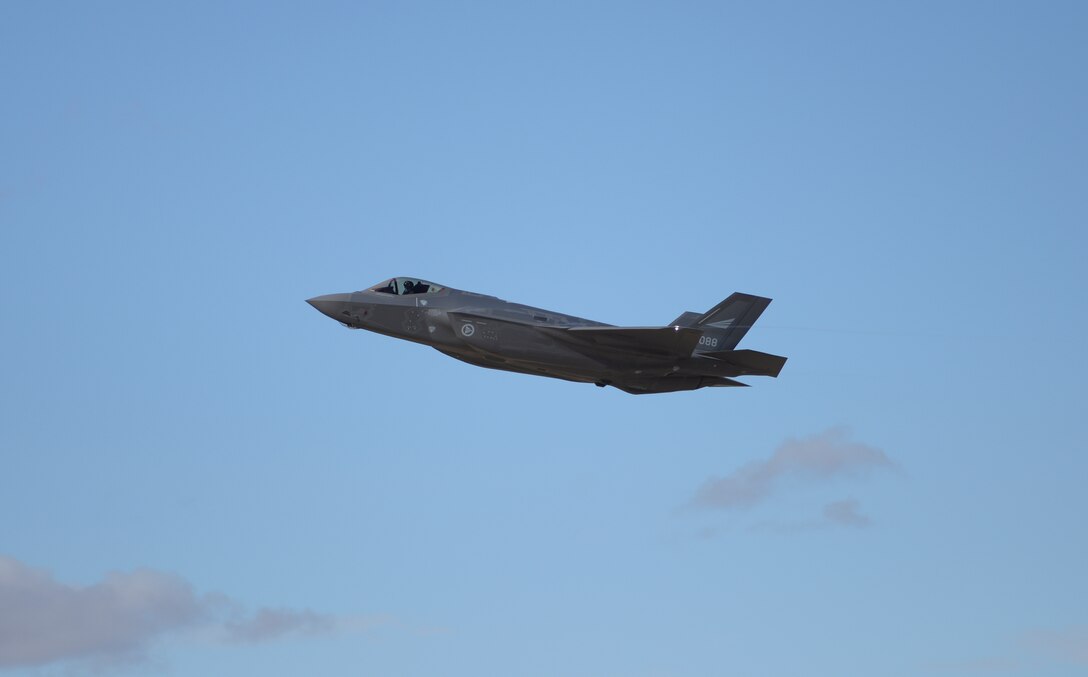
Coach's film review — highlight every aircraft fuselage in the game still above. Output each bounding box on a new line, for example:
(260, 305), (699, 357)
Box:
(307, 277), (786, 394)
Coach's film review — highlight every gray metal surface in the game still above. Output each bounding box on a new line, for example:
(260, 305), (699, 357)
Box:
(307, 277), (787, 394)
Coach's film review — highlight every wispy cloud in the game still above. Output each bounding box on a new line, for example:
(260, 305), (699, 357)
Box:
(0, 555), (371, 672)
(922, 626), (1088, 674)
(924, 626), (1088, 674)
(691, 427), (894, 510)
(822, 499), (871, 528)
(923, 656), (1022, 673)
(1021, 625), (1088, 665)
(745, 498), (873, 534)
(222, 607), (337, 644)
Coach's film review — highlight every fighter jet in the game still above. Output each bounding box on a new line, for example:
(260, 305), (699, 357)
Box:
(307, 277), (786, 394)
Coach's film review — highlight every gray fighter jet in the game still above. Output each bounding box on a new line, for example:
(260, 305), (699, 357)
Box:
(307, 277), (786, 394)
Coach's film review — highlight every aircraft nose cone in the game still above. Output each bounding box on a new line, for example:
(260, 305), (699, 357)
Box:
(306, 293), (353, 321)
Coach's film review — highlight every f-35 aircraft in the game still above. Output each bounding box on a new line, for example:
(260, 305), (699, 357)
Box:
(307, 278), (786, 394)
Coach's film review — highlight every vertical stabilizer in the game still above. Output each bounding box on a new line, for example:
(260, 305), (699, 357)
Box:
(690, 293), (772, 352)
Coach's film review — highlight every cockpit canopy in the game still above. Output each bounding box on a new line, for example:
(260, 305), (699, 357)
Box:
(368, 277), (445, 296)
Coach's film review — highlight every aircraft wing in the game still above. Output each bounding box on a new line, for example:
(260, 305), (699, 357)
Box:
(548, 326), (703, 357)
(448, 310), (702, 357)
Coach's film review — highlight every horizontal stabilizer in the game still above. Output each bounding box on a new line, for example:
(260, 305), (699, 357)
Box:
(555, 326), (703, 357)
(699, 349), (788, 378)
(704, 376), (750, 388)
(614, 375), (749, 394)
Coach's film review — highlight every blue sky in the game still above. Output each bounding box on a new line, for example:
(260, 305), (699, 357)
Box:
(1, 1), (1086, 675)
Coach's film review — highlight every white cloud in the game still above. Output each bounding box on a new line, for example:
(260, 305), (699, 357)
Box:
(0, 555), (358, 672)
(0, 556), (205, 669)
(691, 427), (894, 510)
